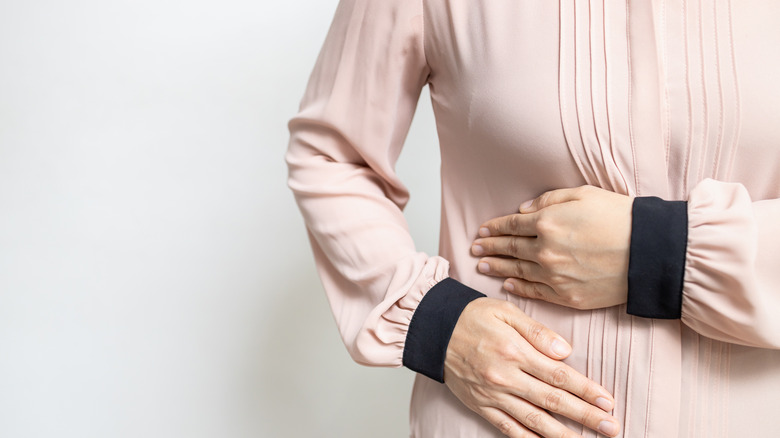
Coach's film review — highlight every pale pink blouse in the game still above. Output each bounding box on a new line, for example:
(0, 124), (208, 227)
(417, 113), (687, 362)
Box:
(286, 0), (780, 436)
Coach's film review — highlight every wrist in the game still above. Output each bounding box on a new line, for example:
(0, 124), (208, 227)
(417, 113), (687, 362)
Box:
(626, 197), (688, 319)
(402, 278), (485, 383)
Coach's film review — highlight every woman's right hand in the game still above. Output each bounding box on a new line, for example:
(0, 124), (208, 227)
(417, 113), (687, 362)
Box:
(444, 298), (621, 438)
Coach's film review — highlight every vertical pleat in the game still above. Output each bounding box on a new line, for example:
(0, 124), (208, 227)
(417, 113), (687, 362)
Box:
(720, 0), (742, 180)
(611, 308), (629, 438)
(661, 0), (672, 165)
(604, 0), (635, 195)
(721, 344), (731, 435)
(623, 318), (635, 437)
(584, 310), (597, 438)
(559, 0), (597, 186)
(694, 0), (712, 184)
(591, 0), (631, 193)
(666, 0), (742, 196)
(711, 342), (723, 438)
(694, 337), (713, 436)
(558, 0), (636, 193)
(682, 0), (696, 196)
(626, 0), (670, 197)
(678, 330), (734, 438)
(704, 0), (725, 180)
(599, 308), (619, 436)
(573, 0), (609, 188)
(682, 328), (700, 437)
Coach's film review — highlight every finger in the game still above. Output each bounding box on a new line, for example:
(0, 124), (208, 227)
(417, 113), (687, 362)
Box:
(476, 257), (543, 283)
(514, 377), (620, 437)
(472, 236), (538, 260)
(480, 406), (540, 438)
(494, 396), (583, 438)
(503, 278), (560, 303)
(479, 213), (538, 238)
(501, 310), (572, 360)
(522, 354), (617, 419)
(519, 186), (587, 213)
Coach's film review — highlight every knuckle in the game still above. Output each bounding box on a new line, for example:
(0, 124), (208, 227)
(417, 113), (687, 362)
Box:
(550, 366), (570, 387)
(483, 367), (507, 387)
(579, 407), (597, 427)
(536, 248), (556, 266)
(548, 273), (564, 286)
(511, 262), (525, 279)
(531, 283), (547, 300)
(496, 420), (514, 435)
(507, 237), (520, 256)
(498, 342), (522, 362)
(508, 214), (522, 232)
(496, 299), (517, 314)
(565, 294), (586, 309)
(526, 323), (547, 345)
(524, 411), (542, 429)
(583, 381), (601, 399)
(544, 389), (564, 412)
(534, 213), (554, 235)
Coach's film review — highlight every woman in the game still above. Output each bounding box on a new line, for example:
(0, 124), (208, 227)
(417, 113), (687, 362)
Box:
(286, 0), (780, 436)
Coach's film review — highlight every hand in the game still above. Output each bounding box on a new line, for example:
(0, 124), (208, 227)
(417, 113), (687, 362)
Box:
(471, 186), (633, 310)
(444, 297), (621, 438)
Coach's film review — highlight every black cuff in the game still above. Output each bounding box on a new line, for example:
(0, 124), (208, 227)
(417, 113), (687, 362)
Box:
(402, 278), (485, 383)
(627, 197), (688, 319)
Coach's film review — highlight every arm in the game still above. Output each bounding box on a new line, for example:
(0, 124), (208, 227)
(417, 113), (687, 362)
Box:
(286, 0), (457, 370)
(472, 180), (780, 349)
(637, 178), (780, 349)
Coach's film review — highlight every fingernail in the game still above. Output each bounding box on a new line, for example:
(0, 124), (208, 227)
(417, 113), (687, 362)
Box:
(520, 200), (533, 210)
(478, 227), (491, 237)
(595, 396), (613, 411)
(551, 339), (571, 357)
(472, 244), (484, 256)
(478, 262), (490, 273)
(598, 420), (619, 436)
(503, 280), (514, 292)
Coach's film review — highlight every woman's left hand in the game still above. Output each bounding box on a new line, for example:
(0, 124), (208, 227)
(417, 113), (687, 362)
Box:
(472, 186), (634, 310)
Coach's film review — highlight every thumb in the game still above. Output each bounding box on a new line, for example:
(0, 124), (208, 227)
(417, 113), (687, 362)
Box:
(518, 187), (583, 213)
(503, 308), (572, 360)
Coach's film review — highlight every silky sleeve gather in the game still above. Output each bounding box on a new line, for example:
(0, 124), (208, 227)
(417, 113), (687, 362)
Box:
(286, 0), (484, 373)
(680, 178), (780, 349)
(628, 178), (780, 348)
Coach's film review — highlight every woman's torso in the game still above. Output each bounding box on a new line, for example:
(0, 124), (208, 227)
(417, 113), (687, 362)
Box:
(411, 1), (780, 436)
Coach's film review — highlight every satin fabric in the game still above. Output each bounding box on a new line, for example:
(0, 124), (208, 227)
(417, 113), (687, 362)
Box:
(287, 1), (780, 436)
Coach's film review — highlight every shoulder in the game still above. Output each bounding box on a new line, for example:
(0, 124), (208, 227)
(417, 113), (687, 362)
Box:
(326, 0), (426, 54)
(332, 0), (424, 24)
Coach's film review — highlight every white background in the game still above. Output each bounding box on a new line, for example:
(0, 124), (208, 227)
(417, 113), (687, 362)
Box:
(0, 1), (442, 437)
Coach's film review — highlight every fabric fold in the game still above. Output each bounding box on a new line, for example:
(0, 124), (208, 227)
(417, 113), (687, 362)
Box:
(682, 178), (780, 349)
(287, 0), (448, 367)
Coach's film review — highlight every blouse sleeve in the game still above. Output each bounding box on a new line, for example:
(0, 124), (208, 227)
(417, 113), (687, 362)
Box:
(627, 178), (780, 349)
(680, 179), (780, 348)
(285, 0), (484, 379)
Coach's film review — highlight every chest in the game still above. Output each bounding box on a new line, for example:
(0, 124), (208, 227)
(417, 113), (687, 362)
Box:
(423, 0), (780, 199)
